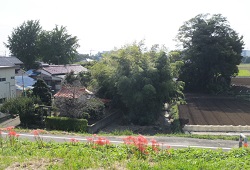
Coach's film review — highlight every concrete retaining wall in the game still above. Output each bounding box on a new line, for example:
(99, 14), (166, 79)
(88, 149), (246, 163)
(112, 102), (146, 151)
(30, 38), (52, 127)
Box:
(87, 111), (121, 133)
(183, 125), (250, 132)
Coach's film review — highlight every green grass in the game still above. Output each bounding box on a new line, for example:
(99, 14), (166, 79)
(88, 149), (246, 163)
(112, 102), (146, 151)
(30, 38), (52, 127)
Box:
(1, 137), (250, 169)
(238, 63), (250, 71)
(237, 69), (250, 76)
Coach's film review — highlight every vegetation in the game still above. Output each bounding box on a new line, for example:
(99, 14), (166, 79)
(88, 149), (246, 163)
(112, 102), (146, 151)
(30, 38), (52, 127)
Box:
(5, 20), (79, 68)
(177, 14), (244, 93)
(4, 20), (42, 69)
(45, 117), (88, 132)
(91, 43), (184, 125)
(32, 79), (52, 106)
(38, 25), (79, 65)
(237, 64), (250, 76)
(237, 70), (250, 77)
(0, 96), (41, 125)
(0, 129), (249, 169)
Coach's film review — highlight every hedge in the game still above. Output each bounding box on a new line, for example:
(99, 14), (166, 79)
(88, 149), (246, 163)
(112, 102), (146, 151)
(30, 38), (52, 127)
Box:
(45, 117), (88, 132)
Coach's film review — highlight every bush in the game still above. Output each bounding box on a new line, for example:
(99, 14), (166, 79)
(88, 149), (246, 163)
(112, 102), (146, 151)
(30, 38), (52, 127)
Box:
(84, 98), (105, 120)
(0, 96), (41, 125)
(45, 117), (88, 132)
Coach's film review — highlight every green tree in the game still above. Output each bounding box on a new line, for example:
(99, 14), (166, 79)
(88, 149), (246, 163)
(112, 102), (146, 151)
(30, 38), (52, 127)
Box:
(38, 25), (79, 64)
(32, 79), (52, 106)
(5, 20), (42, 69)
(177, 14), (244, 93)
(91, 43), (183, 125)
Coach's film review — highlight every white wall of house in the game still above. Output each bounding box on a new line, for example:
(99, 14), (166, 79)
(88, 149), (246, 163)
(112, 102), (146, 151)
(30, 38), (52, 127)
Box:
(0, 66), (16, 103)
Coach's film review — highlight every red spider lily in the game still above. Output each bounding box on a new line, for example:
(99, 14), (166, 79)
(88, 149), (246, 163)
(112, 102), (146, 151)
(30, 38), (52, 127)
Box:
(123, 136), (136, 145)
(70, 138), (79, 143)
(32, 130), (39, 136)
(87, 137), (93, 143)
(8, 130), (18, 137)
(151, 139), (160, 152)
(95, 137), (110, 146)
(123, 135), (148, 154)
(244, 143), (248, 148)
(6, 126), (14, 131)
(32, 129), (45, 136)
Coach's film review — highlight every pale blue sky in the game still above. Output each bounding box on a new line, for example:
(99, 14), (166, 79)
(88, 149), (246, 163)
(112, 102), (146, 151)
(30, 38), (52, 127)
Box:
(0, 0), (249, 55)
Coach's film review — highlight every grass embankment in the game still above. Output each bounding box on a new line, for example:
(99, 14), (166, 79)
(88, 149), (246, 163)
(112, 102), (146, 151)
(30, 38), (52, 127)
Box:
(238, 64), (250, 76)
(1, 134), (250, 169)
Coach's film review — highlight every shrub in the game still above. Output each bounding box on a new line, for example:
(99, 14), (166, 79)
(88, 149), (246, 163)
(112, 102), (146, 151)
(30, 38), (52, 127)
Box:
(83, 98), (105, 120)
(0, 96), (41, 125)
(45, 117), (88, 132)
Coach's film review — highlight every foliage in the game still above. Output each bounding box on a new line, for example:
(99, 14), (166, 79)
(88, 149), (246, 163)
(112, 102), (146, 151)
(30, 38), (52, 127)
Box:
(0, 96), (41, 125)
(5, 20), (42, 69)
(168, 103), (182, 133)
(32, 79), (52, 106)
(177, 14), (244, 93)
(45, 117), (88, 132)
(91, 43), (184, 125)
(54, 86), (104, 120)
(5, 21), (79, 67)
(38, 25), (79, 64)
(64, 71), (80, 85)
(83, 98), (105, 120)
(0, 131), (250, 169)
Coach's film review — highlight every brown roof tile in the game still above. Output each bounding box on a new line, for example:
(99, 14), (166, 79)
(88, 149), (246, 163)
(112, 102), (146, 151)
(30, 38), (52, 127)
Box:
(43, 65), (87, 75)
(54, 86), (92, 98)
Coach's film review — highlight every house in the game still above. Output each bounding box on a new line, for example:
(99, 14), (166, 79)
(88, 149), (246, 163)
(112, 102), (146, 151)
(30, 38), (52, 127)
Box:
(30, 64), (88, 93)
(54, 86), (93, 99)
(0, 56), (23, 103)
(53, 86), (93, 117)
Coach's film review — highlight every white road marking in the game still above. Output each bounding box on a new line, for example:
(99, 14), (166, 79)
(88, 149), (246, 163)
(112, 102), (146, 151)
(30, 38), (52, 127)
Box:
(1, 132), (233, 150)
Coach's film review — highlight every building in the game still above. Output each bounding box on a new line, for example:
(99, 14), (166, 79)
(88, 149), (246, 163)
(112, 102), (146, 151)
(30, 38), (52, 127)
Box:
(0, 56), (23, 103)
(29, 64), (88, 92)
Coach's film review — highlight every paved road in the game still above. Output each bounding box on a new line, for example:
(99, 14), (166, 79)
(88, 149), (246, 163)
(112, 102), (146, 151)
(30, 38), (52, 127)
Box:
(1, 131), (239, 151)
(0, 117), (241, 151)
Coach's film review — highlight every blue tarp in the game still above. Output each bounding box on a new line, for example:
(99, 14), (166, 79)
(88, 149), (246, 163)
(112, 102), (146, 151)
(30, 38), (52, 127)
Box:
(26, 69), (40, 76)
(15, 76), (36, 89)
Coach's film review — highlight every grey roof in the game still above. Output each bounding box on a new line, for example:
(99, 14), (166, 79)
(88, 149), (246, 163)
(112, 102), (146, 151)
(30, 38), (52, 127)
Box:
(0, 56), (23, 66)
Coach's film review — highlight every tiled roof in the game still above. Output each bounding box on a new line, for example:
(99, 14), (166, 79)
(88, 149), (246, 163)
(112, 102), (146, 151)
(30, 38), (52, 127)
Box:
(42, 65), (87, 75)
(0, 56), (23, 66)
(54, 86), (93, 98)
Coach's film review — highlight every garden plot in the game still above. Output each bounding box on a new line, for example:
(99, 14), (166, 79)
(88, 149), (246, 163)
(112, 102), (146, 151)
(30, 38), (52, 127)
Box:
(179, 94), (250, 129)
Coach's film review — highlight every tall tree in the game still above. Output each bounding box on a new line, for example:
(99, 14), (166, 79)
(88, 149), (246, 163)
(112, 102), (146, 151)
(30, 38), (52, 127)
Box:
(32, 79), (52, 106)
(177, 14), (244, 93)
(5, 20), (42, 69)
(91, 43), (183, 125)
(38, 25), (79, 64)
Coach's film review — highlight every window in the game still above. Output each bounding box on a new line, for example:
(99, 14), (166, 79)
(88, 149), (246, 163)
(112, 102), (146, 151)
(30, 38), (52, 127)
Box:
(11, 76), (15, 79)
(0, 78), (6, 82)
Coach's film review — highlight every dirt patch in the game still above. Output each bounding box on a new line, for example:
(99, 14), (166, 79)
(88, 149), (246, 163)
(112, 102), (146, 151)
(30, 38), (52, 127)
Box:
(5, 158), (63, 170)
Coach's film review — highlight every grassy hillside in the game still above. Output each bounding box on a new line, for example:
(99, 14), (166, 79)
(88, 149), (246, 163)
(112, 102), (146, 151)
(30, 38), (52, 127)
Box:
(238, 64), (250, 76)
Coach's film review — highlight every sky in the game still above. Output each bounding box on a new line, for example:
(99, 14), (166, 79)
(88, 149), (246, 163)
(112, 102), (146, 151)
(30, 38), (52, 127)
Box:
(0, 0), (250, 56)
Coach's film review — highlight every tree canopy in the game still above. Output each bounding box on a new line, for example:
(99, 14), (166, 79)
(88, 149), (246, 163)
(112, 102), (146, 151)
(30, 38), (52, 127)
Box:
(38, 25), (79, 64)
(32, 79), (52, 106)
(5, 20), (42, 69)
(91, 43), (183, 125)
(5, 21), (79, 67)
(177, 14), (244, 93)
